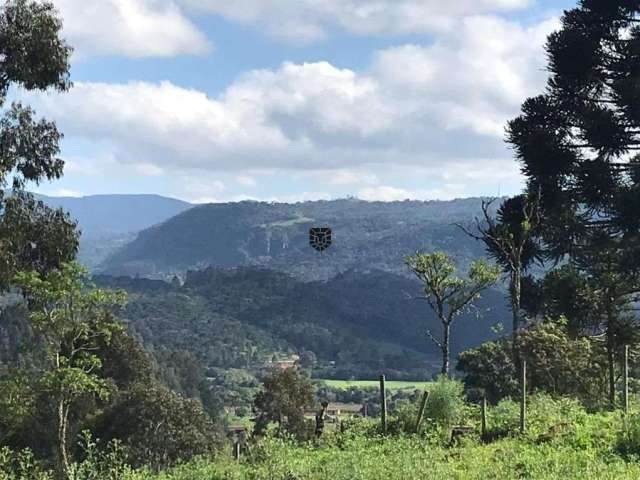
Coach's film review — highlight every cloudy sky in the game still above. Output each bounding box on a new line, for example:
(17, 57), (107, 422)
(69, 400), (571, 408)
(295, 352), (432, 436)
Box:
(25, 0), (575, 203)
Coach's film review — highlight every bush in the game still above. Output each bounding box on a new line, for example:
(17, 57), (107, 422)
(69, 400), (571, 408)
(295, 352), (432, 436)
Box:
(68, 431), (136, 480)
(387, 401), (419, 435)
(253, 369), (314, 441)
(0, 447), (52, 480)
(618, 413), (640, 458)
(423, 376), (466, 428)
(487, 398), (520, 439)
(88, 383), (223, 471)
(457, 321), (608, 407)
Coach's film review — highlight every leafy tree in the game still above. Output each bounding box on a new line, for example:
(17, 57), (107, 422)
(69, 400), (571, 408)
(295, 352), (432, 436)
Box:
(507, 0), (640, 407)
(459, 195), (543, 342)
(456, 338), (517, 403)
(406, 252), (500, 376)
(457, 321), (608, 407)
(0, 0), (77, 289)
(0, 370), (36, 446)
(96, 329), (154, 389)
(14, 263), (126, 477)
(89, 382), (222, 471)
(253, 368), (314, 440)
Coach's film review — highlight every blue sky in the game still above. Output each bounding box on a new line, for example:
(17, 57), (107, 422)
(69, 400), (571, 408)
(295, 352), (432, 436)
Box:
(27, 0), (576, 203)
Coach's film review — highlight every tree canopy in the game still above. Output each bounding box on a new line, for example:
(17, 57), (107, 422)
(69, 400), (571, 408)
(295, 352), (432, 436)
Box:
(0, 0), (77, 289)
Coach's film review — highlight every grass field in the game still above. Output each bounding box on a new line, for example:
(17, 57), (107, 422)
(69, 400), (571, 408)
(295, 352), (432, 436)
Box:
(317, 379), (432, 391)
(138, 395), (640, 480)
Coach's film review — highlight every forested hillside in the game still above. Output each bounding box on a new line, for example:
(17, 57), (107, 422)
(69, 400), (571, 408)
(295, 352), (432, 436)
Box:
(99, 198), (497, 281)
(94, 266), (510, 381)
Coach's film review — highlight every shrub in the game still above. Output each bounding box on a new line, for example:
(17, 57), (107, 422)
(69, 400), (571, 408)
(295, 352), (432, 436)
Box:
(618, 413), (640, 458)
(457, 321), (608, 407)
(387, 401), (419, 435)
(253, 369), (314, 441)
(423, 376), (465, 428)
(0, 447), (52, 480)
(487, 398), (520, 439)
(88, 383), (223, 471)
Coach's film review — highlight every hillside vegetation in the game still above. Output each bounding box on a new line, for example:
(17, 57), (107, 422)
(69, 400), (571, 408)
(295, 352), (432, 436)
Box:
(99, 198), (496, 280)
(91, 267), (509, 410)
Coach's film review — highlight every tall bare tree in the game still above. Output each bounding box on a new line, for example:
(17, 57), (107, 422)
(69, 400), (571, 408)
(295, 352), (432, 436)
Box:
(406, 252), (500, 377)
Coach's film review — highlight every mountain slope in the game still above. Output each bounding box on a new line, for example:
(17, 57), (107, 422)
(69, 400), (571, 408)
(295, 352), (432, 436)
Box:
(95, 266), (510, 379)
(35, 193), (193, 268)
(100, 198), (496, 280)
(36, 193), (193, 236)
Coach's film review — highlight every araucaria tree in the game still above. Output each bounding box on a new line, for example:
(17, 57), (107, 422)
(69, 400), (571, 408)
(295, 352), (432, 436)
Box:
(406, 252), (500, 377)
(507, 0), (640, 407)
(15, 263), (126, 477)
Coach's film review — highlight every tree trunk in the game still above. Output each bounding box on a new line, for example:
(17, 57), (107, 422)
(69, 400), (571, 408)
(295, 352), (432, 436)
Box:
(57, 399), (70, 478)
(510, 268), (522, 334)
(604, 295), (616, 410)
(607, 324), (616, 409)
(442, 323), (451, 377)
(510, 267), (522, 365)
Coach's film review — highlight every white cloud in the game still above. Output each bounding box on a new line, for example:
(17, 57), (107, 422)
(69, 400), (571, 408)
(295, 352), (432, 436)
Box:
(24, 14), (558, 198)
(236, 175), (257, 187)
(136, 163), (165, 176)
(37, 188), (85, 198)
(372, 16), (559, 137)
(53, 0), (211, 58)
(358, 184), (466, 202)
(180, 0), (531, 42)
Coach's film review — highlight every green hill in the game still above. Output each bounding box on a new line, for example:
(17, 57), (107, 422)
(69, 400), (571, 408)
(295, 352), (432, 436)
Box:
(94, 266), (509, 380)
(99, 198), (497, 280)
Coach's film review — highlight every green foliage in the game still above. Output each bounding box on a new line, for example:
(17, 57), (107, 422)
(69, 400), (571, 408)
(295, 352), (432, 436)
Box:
(0, 0), (78, 289)
(458, 321), (608, 407)
(507, 0), (640, 405)
(68, 431), (134, 480)
(88, 383), (222, 471)
(0, 447), (52, 480)
(474, 195), (544, 275)
(253, 369), (315, 440)
(406, 251), (500, 375)
(423, 376), (466, 429)
(457, 337), (516, 402)
(111, 396), (640, 479)
(100, 198), (495, 281)
(12, 262), (127, 475)
(522, 265), (601, 336)
(0, 192), (79, 289)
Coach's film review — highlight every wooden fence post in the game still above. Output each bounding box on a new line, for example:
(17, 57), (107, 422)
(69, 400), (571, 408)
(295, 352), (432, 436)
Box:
(414, 390), (430, 433)
(624, 345), (629, 418)
(379, 374), (387, 433)
(481, 395), (488, 439)
(520, 360), (527, 434)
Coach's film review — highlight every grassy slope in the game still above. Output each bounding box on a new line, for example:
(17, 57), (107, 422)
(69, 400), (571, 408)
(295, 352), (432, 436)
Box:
(131, 396), (640, 480)
(144, 436), (640, 480)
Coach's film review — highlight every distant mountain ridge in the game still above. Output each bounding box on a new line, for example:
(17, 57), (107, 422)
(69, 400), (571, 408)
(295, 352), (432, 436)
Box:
(99, 197), (498, 281)
(34, 193), (193, 235)
(34, 193), (193, 268)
